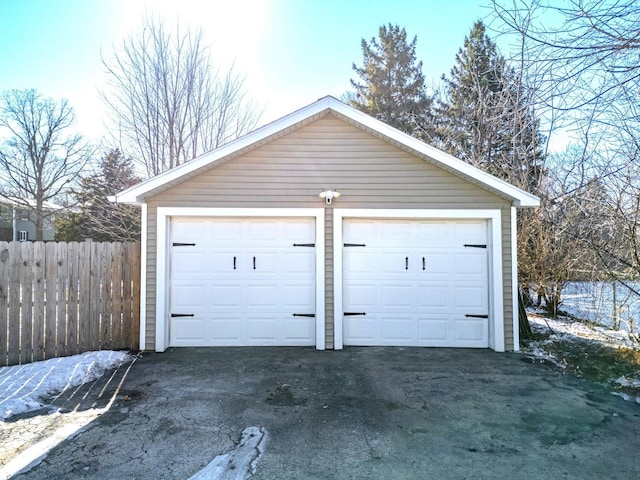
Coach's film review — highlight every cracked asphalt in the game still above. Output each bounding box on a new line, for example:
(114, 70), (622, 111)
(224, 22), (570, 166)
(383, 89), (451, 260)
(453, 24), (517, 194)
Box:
(5, 347), (640, 479)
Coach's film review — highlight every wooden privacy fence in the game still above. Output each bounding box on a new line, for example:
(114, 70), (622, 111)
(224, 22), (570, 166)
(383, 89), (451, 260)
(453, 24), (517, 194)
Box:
(0, 241), (141, 367)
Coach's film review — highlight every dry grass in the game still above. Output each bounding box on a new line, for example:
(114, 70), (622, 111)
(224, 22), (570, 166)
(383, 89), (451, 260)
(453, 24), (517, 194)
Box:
(524, 328), (640, 398)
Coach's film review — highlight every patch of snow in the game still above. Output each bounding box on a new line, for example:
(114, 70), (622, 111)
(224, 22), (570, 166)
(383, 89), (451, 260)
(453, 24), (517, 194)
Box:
(560, 282), (640, 334)
(188, 426), (267, 480)
(613, 376), (640, 389)
(0, 351), (132, 421)
(527, 313), (637, 349)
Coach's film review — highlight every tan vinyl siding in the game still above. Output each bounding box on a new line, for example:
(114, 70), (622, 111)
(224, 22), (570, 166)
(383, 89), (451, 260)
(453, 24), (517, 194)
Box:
(501, 206), (514, 350)
(324, 208), (334, 349)
(143, 114), (515, 350)
(145, 205), (157, 348)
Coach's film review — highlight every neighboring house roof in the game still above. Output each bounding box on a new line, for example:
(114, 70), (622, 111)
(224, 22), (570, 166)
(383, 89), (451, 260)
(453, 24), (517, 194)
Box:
(0, 196), (64, 211)
(111, 95), (540, 208)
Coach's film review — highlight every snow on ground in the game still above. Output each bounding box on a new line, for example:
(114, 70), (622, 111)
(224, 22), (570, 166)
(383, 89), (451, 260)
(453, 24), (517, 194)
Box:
(560, 282), (640, 333)
(0, 351), (132, 421)
(527, 312), (638, 349)
(524, 311), (640, 404)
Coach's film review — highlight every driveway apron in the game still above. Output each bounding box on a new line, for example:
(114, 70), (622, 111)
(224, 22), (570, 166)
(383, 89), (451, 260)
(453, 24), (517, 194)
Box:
(10, 347), (640, 480)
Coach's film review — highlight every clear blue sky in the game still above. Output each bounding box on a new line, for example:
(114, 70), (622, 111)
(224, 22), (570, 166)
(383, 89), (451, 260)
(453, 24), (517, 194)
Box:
(0, 0), (499, 143)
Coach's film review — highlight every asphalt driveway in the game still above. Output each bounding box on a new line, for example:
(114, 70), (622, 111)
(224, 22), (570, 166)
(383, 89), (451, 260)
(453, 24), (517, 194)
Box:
(13, 347), (640, 479)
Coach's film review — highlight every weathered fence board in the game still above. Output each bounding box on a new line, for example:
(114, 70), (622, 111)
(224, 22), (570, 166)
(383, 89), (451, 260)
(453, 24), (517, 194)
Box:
(0, 246), (8, 364)
(0, 241), (141, 366)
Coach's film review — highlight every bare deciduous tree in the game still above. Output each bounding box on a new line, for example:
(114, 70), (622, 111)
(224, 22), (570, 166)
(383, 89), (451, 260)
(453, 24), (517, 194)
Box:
(491, 0), (640, 116)
(102, 16), (261, 177)
(0, 89), (93, 241)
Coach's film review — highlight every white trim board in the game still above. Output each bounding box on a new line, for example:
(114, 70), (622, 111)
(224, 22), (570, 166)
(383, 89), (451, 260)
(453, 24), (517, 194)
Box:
(332, 209), (505, 351)
(139, 203), (148, 350)
(155, 207), (326, 352)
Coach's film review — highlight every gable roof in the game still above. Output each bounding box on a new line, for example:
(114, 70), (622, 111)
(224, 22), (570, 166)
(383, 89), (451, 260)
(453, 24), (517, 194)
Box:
(111, 96), (540, 207)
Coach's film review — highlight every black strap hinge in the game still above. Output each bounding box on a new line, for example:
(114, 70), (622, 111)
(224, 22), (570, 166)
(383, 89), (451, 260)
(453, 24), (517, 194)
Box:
(293, 313), (316, 317)
(171, 313), (195, 318)
(172, 242), (196, 247)
(465, 314), (489, 319)
(464, 244), (486, 249)
(293, 243), (315, 247)
(344, 243), (366, 247)
(344, 312), (366, 316)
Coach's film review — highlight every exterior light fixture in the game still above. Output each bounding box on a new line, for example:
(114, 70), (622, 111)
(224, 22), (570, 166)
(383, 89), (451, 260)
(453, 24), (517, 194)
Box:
(319, 190), (341, 205)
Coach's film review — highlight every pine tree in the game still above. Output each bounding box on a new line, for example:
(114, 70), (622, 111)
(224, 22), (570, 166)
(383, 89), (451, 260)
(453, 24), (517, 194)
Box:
(437, 21), (544, 191)
(348, 24), (432, 136)
(57, 149), (142, 242)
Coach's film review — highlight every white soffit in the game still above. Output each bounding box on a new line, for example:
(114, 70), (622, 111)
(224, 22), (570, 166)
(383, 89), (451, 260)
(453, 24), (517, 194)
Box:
(111, 96), (540, 208)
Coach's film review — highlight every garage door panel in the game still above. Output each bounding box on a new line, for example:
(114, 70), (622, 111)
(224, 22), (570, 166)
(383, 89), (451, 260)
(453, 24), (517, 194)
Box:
(210, 285), (243, 308)
(422, 253), (449, 276)
(172, 317), (206, 345)
(210, 221), (243, 247)
(246, 317), (278, 341)
(281, 285), (314, 308)
(417, 286), (449, 309)
(454, 252), (487, 276)
(343, 251), (377, 275)
(172, 251), (207, 276)
(380, 222), (412, 244)
(417, 222), (453, 247)
(382, 316), (414, 342)
(344, 283), (378, 309)
(454, 222), (486, 244)
(210, 251), (240, 274)
(282, 251), (315, 273)
(343, 219), (489, 348)
(172, 219), (205, 243)
(454, 286), (488, 310)
(382, 285), (413, 308)
(283, 317), (315, 341)
(381, 252), (411, 274)
(246, 285), (279, 308)
(171, 284), (206, 310)
(418, 318), (448, 342)
(344, 316), (378, 344)
(210, 317), (243, 342)
(170, 217), (316, 347)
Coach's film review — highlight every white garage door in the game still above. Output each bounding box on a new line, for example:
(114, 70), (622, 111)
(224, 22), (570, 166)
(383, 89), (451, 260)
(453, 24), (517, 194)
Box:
(169, 217), (316, 346)
(343, 219), (489, 347)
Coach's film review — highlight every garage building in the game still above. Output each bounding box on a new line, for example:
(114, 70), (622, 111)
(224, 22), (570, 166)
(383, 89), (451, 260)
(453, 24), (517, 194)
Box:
(112, 96), (539, 352)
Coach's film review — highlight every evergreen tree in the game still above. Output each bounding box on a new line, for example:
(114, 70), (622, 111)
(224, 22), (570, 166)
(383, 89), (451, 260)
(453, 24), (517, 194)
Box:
(437, 21), (544, 191)
(348, 24), (432, 136)
(57, 149), (141, 242)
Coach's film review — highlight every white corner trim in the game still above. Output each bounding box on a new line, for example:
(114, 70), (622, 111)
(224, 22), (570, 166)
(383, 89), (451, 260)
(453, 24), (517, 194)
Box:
(139, 203), (147, 351)
(511, 206), (520, 352)
(332, 209), (504, 351)
(490, 212), (505, 352)
(155, 207), (325, 351)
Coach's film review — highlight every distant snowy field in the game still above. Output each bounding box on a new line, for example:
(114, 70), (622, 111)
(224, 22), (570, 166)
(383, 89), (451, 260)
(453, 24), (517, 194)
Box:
(560, 282), (640, 333)
(0, 351), (132, 420)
